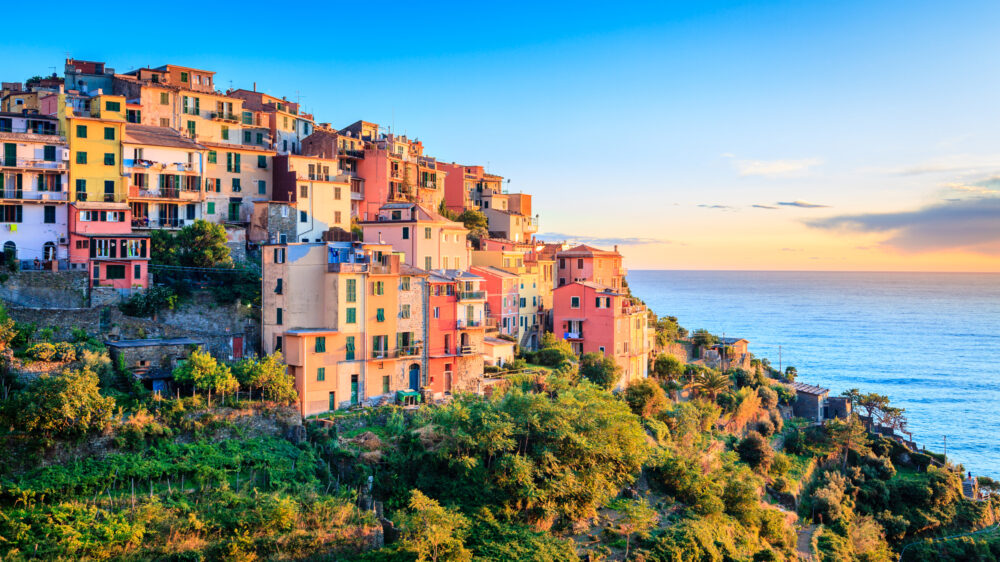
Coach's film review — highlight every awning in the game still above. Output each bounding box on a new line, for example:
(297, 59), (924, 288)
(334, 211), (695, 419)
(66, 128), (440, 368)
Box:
(397, 390), (420, 398)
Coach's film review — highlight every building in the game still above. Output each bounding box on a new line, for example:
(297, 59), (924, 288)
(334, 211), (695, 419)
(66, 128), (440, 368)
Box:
(438, 163), (503, 213)
(360, 203), (471, 271)
(426, 270), (486, 396)
(470, 265), (519, 338)
(67, 202), (150, 288)
(263, 154), (350, 242)
(227, 88), (315, 155)
(699, 337), (751, 370)
(300, 124), (367, 218)
(58, 93), (127, 204)
(106, 337), (203, 394)
(64, 59), (115, 96)
(123, 124), (206, 230)
(552, 281), (651, 389)
(201, 142), (274, 226)
(556, 244), (627, 290)
(0, 112), (69, 267)
(483, 336), (516, 367)
(261, 241), (434, 416)
(482, 207), (538, 243)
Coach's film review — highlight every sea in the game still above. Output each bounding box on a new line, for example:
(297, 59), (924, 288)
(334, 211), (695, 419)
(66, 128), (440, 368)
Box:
(627, 270), (1000, 478)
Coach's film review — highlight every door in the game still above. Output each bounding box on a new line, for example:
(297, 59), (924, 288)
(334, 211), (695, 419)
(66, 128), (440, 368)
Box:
(231, 336), (243, 360)
(409, 364), (420, 391)
(328, 391), (336, 411)
(3, 143), (15, 166)
(350, 375), (359, 405)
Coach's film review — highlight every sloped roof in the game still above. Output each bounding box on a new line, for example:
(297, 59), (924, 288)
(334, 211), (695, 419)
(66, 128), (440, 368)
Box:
(790, 381), (829, 396)
(124, 124), (205, 149)
(557, 244), (621, 257)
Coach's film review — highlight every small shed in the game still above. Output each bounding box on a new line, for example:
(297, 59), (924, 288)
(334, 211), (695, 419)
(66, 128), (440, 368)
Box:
(483, 337), (516, 367)
(789, 381), (830, 422)
(106, 337), (204, 394)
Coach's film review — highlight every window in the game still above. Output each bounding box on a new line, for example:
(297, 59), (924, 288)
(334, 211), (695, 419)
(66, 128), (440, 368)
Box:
(106, 265), (126, 280)
(273, 247), (285, 263)
(0, 205), (22, 223)
(76, 125), (87, 138)
(208, 151), (217, 164)
(345, 279), (356, 302)
(43, 205), (55, 224)
(93, 264), (99, 279)
(424, 256), (432, 270)
(104, 153), (115, 165)
(105, 181), (115, 200)
(258, 155), (267, 168)
(402, 226), (409, 239)
(43, 146), (56, 162)
(315, 337), (326, 353)
(300, 211), (307, 223)
(433, 307), (440, 319)
(232, 178), (241, 192)
(221, 126), (229, 140)
(570, 296), (580, 308)
(317, 367), (325, 381)
(373, 281), (384, 295)
(275, 278), (283, 294)
(376, 308), (385, 322)
(335, 187), (341, 200)
(257, 180), (266, 195)
(180, 71), (189, 83)
(206, 201), (215, 214)
(104, 127), (115, 140)
(276, 308), (283, 325)
(134, 264), (141, 279)
(401, 276), (410, 291)
(383, 375), (390, 394)
(243, 131), (251, 144)
(299, 185), (308, 198)
(345, 336), (355, 360)
(519, 297), (526, 308)
(442, 257), (449, 269)
(424, 227), (432, 239)
(335, 211), (342, 224)
(160, 92), (169, 105)
(578, 258), (584, 269)
(76, 152), (87, 164)
(346, 307), (356, 324)
(400, 304), (410, 319)
(75, 179), (86, 197)
(256, 132), (263, 145)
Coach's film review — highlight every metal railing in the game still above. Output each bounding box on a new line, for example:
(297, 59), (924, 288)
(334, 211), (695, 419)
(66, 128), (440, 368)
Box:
(398, 345), (421, 357)
(132, 218), (187, 229)
(339, 149), (365, 158)
(327, 262), (368, 273)
(0, 190), (67, 201)
(456, 319), (483, 329)
(0, 158), (66, 170)
(457, 291), (486, 301)
(0, 126), (60, 136)
(210, 112), (239, 122)
(458, 345), (478, 355)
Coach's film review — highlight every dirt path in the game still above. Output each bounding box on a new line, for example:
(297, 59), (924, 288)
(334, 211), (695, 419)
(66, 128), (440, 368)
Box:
(796, 524), (817, 561)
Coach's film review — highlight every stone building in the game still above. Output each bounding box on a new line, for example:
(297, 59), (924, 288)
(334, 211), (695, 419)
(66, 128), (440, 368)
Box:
(106, 337), (202, 394)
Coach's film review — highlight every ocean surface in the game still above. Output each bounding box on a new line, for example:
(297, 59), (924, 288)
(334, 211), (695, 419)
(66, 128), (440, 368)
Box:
(627, 270), (1000, 478)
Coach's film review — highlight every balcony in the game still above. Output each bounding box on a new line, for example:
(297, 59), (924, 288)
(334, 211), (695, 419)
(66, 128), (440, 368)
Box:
(0, 190), (67, 201)
(456, 318), (483, 329)
(419, 180), (437, 190)
(306, 173), (336, 182)
(129, 186), (200, 200)
(350, 189), (364, 201)
(563, 331), (583, 340)
(457, 291), (486, 301)
(132, 217), (187, 229)
(338, 148), (365, 159)
(210, 112), (239, 123)
(458, 345), (478, 356)
(371, 349), (396, 359)
(327, 261), (368, 273)
(0, 158), (67, 171)
(397, 345), (422, 357)
(0, 125), (60, 137)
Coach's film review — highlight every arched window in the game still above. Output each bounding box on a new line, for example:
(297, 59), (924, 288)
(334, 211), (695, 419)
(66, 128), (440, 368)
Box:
(43, 242), (56, 261)
(3, 241), (16, 261)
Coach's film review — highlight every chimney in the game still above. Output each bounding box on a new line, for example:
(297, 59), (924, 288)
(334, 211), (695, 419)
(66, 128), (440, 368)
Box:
(614, 245), (619, 253)
(95, 88), (103, 95)
(253, 82), (256, 92)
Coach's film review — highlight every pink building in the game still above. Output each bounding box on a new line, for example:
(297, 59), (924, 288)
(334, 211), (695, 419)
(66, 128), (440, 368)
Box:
(470, 265), (520, 337)
(438, 162), (504, 214)
(556, 244), (627, 290)
(360, 203), (470, 271)
(68, 202), (149, 288)
(552, 281), (650, 390)
(426, 270), (486, 396)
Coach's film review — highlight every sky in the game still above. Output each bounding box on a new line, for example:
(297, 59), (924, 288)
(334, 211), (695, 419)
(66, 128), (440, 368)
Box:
(4, 0), (1000, 271)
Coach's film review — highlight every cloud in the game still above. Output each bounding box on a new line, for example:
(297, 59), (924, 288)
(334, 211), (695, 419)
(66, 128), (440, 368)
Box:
(781, 247), (803, 252)
(724, 155), (822, 177)
(778, 200), (830, 208)
(944, 176), (1000, 195)
(806, 196), (1000, 255)
(535, 233), (670, 246)
(698, 204), (734, 210)
(752, 204), (778, 210)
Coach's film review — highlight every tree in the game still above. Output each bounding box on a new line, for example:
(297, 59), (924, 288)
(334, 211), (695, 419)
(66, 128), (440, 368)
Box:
(437, 200), (458, 221)
(579, 352), (621, 389)
(784, 366), (797, 381)
(152, 219), (231, 268)
(611, 498), (658, 560)
(456, 209), (488, 232)
(172, 349), (238, 405)
(826, 415), (871, 470)
(653, 354), (684, 383)
(623, 378), (669, 418)
(736, 430), (774, 473)
(2, 368), (114, 442)
(533, 332), (575, 367)
(691, 329), (717, 348)
(695, 370), (730, 401)
(396, 490), (471, 562)
(232, 352), (297, 404)
(653, 316), (687, 346)
(856, 393), (890, 426)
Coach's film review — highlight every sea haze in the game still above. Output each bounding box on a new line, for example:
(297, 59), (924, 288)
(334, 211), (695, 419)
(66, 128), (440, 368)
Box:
(628, 270), (1000, 478)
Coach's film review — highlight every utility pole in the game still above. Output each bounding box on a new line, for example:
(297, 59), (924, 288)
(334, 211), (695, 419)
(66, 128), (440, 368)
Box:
(779, 345), (782, 376)
(944, 435), (947, 464)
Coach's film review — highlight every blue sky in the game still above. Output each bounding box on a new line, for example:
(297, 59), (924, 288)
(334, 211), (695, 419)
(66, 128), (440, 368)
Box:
(6, 0), (1000, 270)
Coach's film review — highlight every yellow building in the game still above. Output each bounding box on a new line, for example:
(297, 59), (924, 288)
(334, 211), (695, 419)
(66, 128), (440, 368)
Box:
(59, 93), (127, 203)
(202, 142), (275, 224)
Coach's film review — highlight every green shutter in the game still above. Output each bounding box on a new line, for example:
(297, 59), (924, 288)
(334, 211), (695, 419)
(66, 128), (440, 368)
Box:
(234, 153), (241, 172)
(207, 201), (215, 214)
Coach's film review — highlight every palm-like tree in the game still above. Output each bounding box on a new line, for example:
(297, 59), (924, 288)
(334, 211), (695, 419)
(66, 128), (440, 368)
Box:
(696, 370), (731, 402)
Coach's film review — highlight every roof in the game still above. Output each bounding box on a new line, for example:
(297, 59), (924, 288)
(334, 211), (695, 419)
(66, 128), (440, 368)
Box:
(200, 141), (276, 154)
(72, 202), (130, 210)
(790, 381), (829, 396)
(470, 265), (519, 279)
(124, 124), (205, 150)
(712, 337), (749, 346)
(107, 337), (203, 348)
(284, 328), (338, 336)
(484, 337), (516, 346)
(554, 280), (622, 295)
(556, 244), (621, 257)
(399, 264), (430, 276)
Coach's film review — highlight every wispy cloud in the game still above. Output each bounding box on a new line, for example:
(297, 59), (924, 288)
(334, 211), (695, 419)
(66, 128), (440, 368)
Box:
(724, 155), (822, 177)
(535, 233), (670, 246)
(752, 204), (778, 210)
(806, 196), (1000, 255)
(778, 200), (830, 209)
(944, 176), (1000, 195)
(697, 204), (734, 210)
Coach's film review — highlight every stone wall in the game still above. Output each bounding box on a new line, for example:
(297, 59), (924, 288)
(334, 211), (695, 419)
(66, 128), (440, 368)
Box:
(0, 270), (89, 308)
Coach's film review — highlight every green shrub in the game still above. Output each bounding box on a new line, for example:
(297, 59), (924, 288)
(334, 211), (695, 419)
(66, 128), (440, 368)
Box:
(25, 342), (57, 361)
(53, 342), (77, 362)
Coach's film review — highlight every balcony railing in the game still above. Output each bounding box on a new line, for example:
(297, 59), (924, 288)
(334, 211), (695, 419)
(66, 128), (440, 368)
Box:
(398, 345), (421, 357)
(132, 217), (187, 229)
(327, 262), (368, 273)
(1, 158), (67, 170)
(456, 319), (483, 329)
(306, 173), (337, 182)
(210, 112), (239, 122)
(130, 187), (200, 200)
(338, 149), (365, 158)
(458, 345), (478, 356)
(0, 190), (67, 201)
(563, 331), (583, 340)
(457, 291), (485, 301)
(420, 180), (437, 189)
(371, 349), (395, 359)
(0, 126), (60, 136)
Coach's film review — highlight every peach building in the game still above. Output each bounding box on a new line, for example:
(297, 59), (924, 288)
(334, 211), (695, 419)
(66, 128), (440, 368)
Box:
(556, 244), (627, 290)
(360, 203), (471, 271)
(553, 281), (651, 390)
(470, 265), (519, 337)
